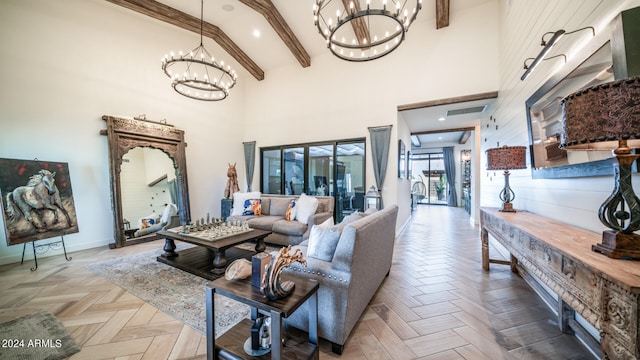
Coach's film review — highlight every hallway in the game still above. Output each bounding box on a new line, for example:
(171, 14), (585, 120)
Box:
(350, 204), (594, 359)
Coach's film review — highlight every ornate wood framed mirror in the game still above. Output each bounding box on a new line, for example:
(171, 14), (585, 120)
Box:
(101, 115), (190, 248)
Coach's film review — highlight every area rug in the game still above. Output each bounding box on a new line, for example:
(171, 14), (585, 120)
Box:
(86, 244), (251, 336)
(0, 310), (81, 360)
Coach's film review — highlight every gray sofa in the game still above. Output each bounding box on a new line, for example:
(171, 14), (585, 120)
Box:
(283, 205), (399, 354)
(228, 194), (334, 246)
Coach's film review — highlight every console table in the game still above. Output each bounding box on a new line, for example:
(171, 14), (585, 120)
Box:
(480, 207), (640, 360)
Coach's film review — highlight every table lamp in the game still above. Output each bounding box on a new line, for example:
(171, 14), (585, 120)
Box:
(560, 76), (640, 259)
(486, 145), (528, 212)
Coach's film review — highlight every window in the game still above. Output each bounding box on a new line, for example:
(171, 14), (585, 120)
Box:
(261, 139), (365, 221)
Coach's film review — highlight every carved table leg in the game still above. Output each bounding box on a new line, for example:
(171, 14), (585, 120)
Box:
(481, 227), (489, 270)
(163, 238), (178, 258)
(212, 249), (228, 274)
(510, 254), (518, 273)
(255, 236), (266, 253)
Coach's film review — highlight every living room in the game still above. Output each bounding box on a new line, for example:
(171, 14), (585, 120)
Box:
(2, 0), (640, 359)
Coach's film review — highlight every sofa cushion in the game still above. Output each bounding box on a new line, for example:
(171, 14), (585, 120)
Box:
(247, 215), (282, 231)
(307, 218), (340, 261)
(270, 197), (292, 216)
(272, 219), (307, 236)
(296, 193), (319, 224)
(231, 191), (261, 216)
(261, 198), (271, 215)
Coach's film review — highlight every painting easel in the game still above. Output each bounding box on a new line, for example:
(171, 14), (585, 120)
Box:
(21, 235), (72, 271)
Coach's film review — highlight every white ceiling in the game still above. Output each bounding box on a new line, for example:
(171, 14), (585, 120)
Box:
(148, 0), (496, 143)
(153, 0), (494, 75)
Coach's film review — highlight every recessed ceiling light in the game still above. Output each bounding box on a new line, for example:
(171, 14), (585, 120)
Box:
(222, 4), (234, 11)
(253, 29), (261, 38)
(438, 136), (443, 140)
(438, 117), (445, 121)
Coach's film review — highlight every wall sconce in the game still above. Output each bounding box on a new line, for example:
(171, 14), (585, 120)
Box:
(365, 186), (382, 210)
(560, 76), (640, 259)
(486, 146), (527, 212)
(521, 27), (595, 81)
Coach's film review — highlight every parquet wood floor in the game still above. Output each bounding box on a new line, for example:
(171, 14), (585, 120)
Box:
(0, 205), (595, 359)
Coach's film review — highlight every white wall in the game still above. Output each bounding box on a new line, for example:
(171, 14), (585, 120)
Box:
(483, 0), (640, 233)
(243, 1), (500, 231)
(0, 0), (248, 264)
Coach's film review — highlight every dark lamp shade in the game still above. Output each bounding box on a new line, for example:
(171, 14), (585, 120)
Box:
(560, 76), (640, 150)
(486, 146), (527, 170)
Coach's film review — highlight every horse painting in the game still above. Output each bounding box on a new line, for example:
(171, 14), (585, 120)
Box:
(5, 169), (73, 231)
(224, 162), (240, 199)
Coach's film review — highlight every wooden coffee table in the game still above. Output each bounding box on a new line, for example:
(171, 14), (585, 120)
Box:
(156, 228), (271, 280)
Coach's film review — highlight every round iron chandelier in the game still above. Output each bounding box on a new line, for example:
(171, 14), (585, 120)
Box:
(313, 0), (423, 62)
(161, 0), (237, 101)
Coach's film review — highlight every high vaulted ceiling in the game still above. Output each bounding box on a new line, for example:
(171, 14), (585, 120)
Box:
(105, 0), (469, 80)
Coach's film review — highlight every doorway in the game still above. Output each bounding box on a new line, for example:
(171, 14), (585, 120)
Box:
(411, 152), (447, 205)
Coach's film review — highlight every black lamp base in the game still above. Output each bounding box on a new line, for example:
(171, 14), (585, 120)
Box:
(592, 230), (640, 260)
(499, 202), (516, 213)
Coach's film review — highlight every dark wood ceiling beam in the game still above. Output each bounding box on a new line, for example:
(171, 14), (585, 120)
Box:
(397, 91), (499, 112)
(436, 0), (450, 29)
(459, 131), (471, 144)
(412, 127), (475, 136)
(238, 0), (311, 68)
(105, 0), (265, 80)
(341, 0), (371, 46)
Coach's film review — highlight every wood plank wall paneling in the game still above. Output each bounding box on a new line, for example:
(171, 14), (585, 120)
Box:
(483, 0), (640, 232)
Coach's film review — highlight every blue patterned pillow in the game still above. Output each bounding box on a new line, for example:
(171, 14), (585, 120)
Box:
(242, 199), (262, 216)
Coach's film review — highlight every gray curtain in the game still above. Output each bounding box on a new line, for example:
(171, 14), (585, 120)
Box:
(243, 141), (256, 191)
(368, 125), (392, 206)
(442, 147), (458, 207)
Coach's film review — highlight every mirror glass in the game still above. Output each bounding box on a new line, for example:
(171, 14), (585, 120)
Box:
(527, 42), (614, 177)
(120, 147), (177, 240)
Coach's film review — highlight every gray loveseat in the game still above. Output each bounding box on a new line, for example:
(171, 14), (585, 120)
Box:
(283, 205), (399, 354)
(228, 194), (334, 246)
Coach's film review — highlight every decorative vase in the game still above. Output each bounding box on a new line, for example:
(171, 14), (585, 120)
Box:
(260, 246), (306, 300)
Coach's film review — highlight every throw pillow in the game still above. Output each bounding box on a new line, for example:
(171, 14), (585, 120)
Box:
(231, 191), (261, 216)
(295, 193), (319, 224)
(242, 199), (262, 216)
(341, 211), (365, 225)
(140, 217), (155, 230)
(285, 200), (297, 221)
(307, 218), (340, 262)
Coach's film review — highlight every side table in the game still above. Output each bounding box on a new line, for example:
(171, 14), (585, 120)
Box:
(206, 275), (319, 360)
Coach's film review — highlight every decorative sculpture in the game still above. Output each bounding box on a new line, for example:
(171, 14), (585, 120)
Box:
(224, 162), (240, 199)
(260, 246), (306, 300)
(224, 259), (252, 280)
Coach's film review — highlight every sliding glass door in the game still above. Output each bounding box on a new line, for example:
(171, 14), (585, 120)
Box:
(411, 152), (447, 205)
(260, 139), (365, 221)
(336, 142), (365, 221)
